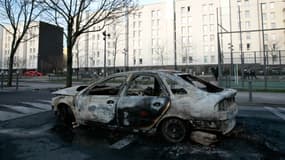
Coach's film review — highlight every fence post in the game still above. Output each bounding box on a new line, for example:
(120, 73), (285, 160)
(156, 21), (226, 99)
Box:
(249, 80), (252, 102)
(279, 50), (282, 65)
(1, 71), (3, 89)
(16, 71), (19, 90)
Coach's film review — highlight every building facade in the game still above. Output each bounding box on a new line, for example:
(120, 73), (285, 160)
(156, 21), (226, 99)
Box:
(74, 0), (285, 73)
(0, 21), (63, 73)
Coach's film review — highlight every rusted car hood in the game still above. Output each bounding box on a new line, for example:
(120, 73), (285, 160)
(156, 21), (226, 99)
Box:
(52, 86), (82, 96)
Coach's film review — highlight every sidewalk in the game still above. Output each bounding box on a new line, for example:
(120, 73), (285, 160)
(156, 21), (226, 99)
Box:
(236, 91), (285, 106)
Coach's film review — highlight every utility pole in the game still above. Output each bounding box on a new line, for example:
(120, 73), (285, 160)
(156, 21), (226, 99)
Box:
(229, 0), (233, 87)
(238, 5), (245, 87)
(216, 8), (222, 86)
(173, 0), (177, 70)
(125, 1), (129, 72)
(260, 3), (267, 89)
(103, 31), (110, 77)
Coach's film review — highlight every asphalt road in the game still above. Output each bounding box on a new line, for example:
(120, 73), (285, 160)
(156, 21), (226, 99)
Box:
(0, 90), (285, 160)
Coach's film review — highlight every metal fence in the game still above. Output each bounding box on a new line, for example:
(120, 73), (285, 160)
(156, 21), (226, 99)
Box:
(219, 50), (285, 90)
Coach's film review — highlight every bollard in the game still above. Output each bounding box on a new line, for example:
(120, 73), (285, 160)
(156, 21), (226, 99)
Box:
(16, 72), (19, 90)
(1, 72), (3, 89)
(248, 80), (252, 102)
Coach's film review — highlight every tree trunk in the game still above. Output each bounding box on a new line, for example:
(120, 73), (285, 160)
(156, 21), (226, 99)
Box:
(66, 42), (73, 87)
(7, 52), (15, 87)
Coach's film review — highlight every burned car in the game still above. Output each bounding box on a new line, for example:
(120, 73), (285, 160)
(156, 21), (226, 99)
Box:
(52, 71), (237, 143)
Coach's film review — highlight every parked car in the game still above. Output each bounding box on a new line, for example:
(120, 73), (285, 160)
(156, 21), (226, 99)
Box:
(23, 71), (43, 77)
(51, 71), (237, 143)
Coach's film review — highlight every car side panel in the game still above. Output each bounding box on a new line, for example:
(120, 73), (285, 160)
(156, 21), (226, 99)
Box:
(116, 96), (170, 129)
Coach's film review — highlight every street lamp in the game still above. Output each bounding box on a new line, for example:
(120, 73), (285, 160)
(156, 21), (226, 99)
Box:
(103, 31), (110, 77)
(260, 3), (267, 89)
(237, 2), (245, 87)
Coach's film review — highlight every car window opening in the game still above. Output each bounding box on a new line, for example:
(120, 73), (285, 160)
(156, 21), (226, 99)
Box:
(127, 75), (164, 97)
(179, 74), (223, 93)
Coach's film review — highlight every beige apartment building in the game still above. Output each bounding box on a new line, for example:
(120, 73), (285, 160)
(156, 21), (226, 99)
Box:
(74, 0), (285, 73)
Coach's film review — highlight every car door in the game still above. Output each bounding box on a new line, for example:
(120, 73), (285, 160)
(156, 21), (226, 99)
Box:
(75, 76), (127, 124)
(116, 73), (170, 129)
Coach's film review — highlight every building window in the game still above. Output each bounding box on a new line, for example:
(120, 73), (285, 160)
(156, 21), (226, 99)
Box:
(269, 2), (274, 9)
(189, 56), (193, 63)
(139, 58), (143, 64)
(263, 23), (267, 29)
(202, 4), (207, 12)
(246, 43), (250, 50)
(270, 12), (275, 19)
(210, 34), (215, 41)
(182, 56), (187, 63)
(209, 14), (215, 23)
(203, 25), (208, 33)
(138, 12), (142, 19)
(204, 45), (208, 52)
(210, 24), (215, 32)
(211, 55), (215, 63)
(182, 27), (187, 35)
(262, 13), (267, 21)
(181, 7), (186, 15)
(210, 45), (215, 52)
(209, 3), (214, 12)
(245, 21), (250, 29)
(187, 6), (191, 12)
(245, 10), (250, 18)
(272, 33), (276, 41)
(264, 34), (268, 41)
(271, 22), (276, 28)
(204, 56), (208, 63)
(203, 35), (208, 42)
(151, 10), (155, 18)
(202, 15), (207, 23)
(246, 33), (251, 40)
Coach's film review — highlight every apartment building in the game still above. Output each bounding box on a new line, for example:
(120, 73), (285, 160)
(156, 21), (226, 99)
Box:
(74, 0), (285, 73)
(0, 21), (63, 73)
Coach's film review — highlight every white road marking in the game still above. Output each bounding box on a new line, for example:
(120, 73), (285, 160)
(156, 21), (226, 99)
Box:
(21, 102), (51, 111)
(264, 107), (285, 121)
(278, 107), (285, 112)
(0, 123), (53, 137)
(0, 110), (22, 121)
(0, 100), (52, 121)
(110, 135), (136, 149)
(1, 104), (42, 114)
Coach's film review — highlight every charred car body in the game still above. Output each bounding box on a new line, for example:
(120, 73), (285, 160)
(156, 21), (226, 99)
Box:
(52, 71), (237, 143)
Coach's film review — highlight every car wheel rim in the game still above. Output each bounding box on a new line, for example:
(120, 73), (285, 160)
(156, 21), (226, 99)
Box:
(163, 119), (186, 143)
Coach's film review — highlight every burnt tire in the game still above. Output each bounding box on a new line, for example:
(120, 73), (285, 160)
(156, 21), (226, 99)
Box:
(57, 106), (75, 128)
(161, 118), (187, 143)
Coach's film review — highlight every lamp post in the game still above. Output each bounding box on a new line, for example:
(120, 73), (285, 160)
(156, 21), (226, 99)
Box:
(260, 3), (267, 89)
(103, 31), (110, 77)
(238, 3), (245, 87)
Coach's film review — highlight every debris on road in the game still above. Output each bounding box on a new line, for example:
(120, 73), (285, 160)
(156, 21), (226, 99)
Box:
(110, 135), (136, 149)
(190, 131), (218, 146)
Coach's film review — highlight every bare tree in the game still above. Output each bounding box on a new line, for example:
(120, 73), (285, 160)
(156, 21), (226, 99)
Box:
(0, 0), (42, 86)
(266, 41), (279, 65)
(41, 0), (137, 87)
(154, 45), (166, 66)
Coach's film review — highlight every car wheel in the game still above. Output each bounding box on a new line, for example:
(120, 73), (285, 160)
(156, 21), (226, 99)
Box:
(57, 106), (75, 128)
(161, 118), (187, 143)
